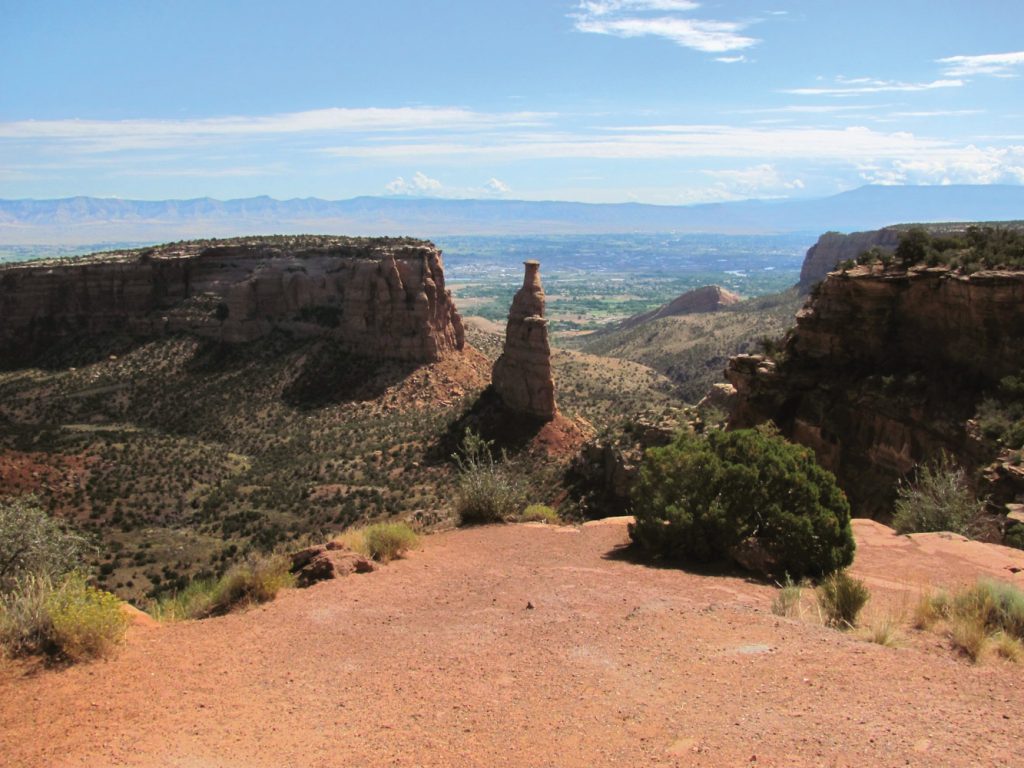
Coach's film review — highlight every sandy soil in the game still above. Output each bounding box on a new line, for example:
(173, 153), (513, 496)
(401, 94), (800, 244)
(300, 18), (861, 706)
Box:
(3, 519), (1024, 768)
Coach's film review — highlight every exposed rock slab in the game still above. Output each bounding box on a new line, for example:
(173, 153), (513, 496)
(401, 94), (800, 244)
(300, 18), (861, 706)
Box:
(491, 261), (556, 420)
(0, 236), (465, 364)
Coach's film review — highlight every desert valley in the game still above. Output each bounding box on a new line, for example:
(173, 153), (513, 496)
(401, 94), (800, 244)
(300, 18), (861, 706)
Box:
(3, 2), (1024, 766)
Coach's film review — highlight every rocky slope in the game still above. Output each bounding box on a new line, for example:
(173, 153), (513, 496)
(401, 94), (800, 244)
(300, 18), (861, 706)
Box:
(610, 284), (741, 333)
(0, 236), (465, 364)
(728, 264), (1024, 517)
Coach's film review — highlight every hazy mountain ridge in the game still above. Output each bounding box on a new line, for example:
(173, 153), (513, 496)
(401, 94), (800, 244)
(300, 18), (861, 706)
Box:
(3, 185), (1023, 244)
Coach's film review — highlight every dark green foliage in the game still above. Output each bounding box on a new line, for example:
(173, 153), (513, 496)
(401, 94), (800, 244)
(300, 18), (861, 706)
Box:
(867, 225), (1024, 272)
(975, 372), (1024, 451)
(629, 428), (854, 578)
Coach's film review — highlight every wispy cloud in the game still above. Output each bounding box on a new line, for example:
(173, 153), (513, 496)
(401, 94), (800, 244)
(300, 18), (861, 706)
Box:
(572, 1), (757, 54)
(0, 107), (552, 152)
(783, 77), (963, 96)
(939, 51), (1024, 78)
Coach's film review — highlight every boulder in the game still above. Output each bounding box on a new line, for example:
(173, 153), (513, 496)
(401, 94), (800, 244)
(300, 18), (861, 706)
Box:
(290, 544), (375, 588)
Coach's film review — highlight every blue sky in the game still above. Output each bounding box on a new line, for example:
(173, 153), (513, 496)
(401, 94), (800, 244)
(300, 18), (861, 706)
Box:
(1, 0), (1022, 203)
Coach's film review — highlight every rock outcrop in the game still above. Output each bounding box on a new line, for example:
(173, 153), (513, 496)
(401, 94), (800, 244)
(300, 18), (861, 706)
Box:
(0, 236), (465, 364)
(614, 285), (741, 332)
(727, 264), (1024, 516)
(491, 261), (557, 420)
(798, 229), (900, 291)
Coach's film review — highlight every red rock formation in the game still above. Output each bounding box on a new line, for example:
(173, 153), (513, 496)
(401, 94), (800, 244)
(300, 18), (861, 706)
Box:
(727, 265), (1024, 516)
(0, 236), (465, 363)
(491, 260), (556, 420)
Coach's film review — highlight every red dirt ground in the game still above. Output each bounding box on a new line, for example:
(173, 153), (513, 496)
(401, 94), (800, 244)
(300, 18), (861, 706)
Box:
(3, 519), (1024, 768)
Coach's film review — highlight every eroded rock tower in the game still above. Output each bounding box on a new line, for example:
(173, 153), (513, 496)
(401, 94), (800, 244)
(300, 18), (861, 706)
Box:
(491, 260), (557, 420)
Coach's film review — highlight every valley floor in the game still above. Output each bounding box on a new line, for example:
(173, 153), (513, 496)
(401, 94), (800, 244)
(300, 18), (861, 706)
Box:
(3, 519), (1024, 767)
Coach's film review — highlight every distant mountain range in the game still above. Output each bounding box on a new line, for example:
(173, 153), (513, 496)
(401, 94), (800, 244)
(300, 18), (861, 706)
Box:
(1, 185), (1023, 244)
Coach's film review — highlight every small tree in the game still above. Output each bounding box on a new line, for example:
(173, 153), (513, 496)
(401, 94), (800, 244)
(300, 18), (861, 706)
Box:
(630, 428), (854, 579)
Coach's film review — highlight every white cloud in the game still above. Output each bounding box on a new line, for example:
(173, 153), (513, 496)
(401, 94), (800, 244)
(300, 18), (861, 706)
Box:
(858, 145), (1024, 186)
(579, 0), (701, 13)
(483, 178), (511, 196)
(715, 55), (747, 64)
(703, 163), (805, 194)
(939, 51), (1024, 78)
(572, 1), (757, 54)
(384, 173), (512, 199)
(784, 77), (963, 96)
(385, 171), (443, 195)
(674, 163), (806, 202)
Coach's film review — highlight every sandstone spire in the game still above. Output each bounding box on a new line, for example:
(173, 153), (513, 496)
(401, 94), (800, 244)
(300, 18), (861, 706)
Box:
(491, 260), (557, 420)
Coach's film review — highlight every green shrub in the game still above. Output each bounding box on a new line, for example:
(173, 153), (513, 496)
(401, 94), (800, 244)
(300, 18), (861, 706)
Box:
(521, 504), (560, 524)
(0, 496), (87, 592)
(45, 573), (129, 661)
(453, 430), (528, 525)
(629, 427), (854, 578)
(817, 570), (870, 629)
(892, 456), (984, 536)
(362, 522), (419, 562)
(952, 579), (1024, 639)
(0, 573), (127, 660)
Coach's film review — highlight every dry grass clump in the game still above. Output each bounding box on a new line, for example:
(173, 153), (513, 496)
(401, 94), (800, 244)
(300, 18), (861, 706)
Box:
(817, 571), (870, 629)
(151, 553), (294, 621)
(771, 575), (805, 618)
(862, 613), (903, 648)
(913, 580), (1024, 664)
(332, 522), (419, 562)
(362, 523), (419, 563)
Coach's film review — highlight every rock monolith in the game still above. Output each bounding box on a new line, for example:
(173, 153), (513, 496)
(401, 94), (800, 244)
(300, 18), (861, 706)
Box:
(491, 260), (556, 420)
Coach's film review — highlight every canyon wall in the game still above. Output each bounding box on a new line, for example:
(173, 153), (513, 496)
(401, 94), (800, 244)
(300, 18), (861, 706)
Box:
(798, 228), (900, 290)
(0, 236), (465, 363)
(728, 265), (1024, 516)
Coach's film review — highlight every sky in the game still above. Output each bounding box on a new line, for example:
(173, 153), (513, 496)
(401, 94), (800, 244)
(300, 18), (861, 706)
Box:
(1, 0), (1022, 204)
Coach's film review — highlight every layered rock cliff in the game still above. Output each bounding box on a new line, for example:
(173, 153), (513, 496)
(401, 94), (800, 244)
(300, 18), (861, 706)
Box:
(798, 229), (900, 290)
(0, 236), (465, 364)
(491, 261), (557, 420)
(728, 264), (1024, 516)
